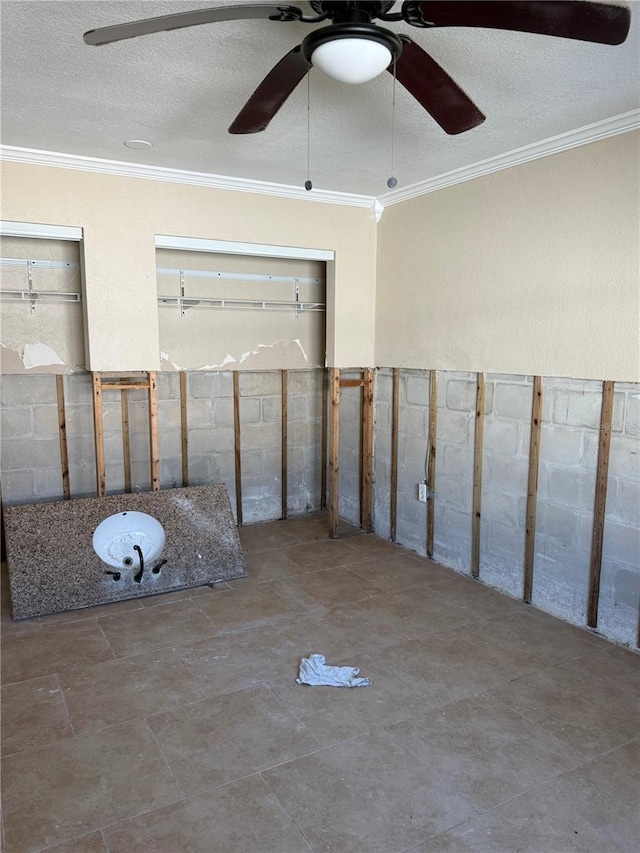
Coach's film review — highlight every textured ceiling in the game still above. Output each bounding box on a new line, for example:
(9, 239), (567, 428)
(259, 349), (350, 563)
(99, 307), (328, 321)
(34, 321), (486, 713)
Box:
(1, 0), (639, 197)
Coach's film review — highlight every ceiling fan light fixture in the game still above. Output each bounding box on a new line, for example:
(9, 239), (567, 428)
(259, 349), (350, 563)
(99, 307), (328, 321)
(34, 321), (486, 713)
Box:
(311, 38), (391, 84)
(302, 23), (403, 85)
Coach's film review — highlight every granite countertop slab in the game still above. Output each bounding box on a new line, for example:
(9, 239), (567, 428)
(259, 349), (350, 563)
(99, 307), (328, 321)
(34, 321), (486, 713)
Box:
(4, 484), (247, 619)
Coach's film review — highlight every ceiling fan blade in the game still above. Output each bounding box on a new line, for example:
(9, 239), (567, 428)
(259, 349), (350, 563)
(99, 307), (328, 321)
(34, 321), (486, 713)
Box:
(391, 37), (485, 135)
(83, 4), (303, 46)
(404, 1), (631, 45)
(229, 45), (310, 133)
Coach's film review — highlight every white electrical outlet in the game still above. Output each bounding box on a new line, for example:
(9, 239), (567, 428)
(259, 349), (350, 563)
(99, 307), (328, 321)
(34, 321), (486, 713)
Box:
(418, 483), (428, 502)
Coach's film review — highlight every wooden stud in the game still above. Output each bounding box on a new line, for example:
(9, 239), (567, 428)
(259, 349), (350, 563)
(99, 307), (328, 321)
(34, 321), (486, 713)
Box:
(55, 375), (70, 500)
(180, 371), (189, 487)
(523, 376), (543, 603)
(339, 379), (365, 388)
(148, 371), (160, 491)
(587, 380), (615, 629)
(233, 371), (243, 526)
(329, 368), (340, 539)
(471, 373), (486, 578)
(120, 389), (132, 494)
(359, 378), (365, 526)
(361, 368), (374, 533)
(96, 383), (150, 390)
(426, 370), (438, 558)
(92, 372), (106, 497)
(321, 368), (328, 511)
(390, 368), (400, 542)
(281, 369), (288, 520)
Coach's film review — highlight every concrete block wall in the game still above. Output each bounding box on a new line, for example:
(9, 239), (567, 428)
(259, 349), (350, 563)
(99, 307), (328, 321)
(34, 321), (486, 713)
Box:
(373, 369), (640, 648)
(0, 369), (325, 525)
(372, 369), (431, 553)
(586, 382), (638, 645)
(372, 369), (393, 539)
(481, 375), (530, 598)
(337, 372), (364, 526)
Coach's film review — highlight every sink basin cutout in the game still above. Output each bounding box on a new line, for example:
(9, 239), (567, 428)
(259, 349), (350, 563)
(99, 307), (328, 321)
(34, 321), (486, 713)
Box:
(93, 511), (166, 570)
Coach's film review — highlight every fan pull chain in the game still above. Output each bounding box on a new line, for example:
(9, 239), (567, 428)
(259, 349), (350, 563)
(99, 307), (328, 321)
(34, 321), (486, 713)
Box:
(387, 62), (398, 189)
(305, 72), (312, 191)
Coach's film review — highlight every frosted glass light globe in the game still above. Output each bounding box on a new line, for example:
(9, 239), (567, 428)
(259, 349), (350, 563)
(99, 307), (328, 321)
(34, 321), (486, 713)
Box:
(311, 38), (392, 84)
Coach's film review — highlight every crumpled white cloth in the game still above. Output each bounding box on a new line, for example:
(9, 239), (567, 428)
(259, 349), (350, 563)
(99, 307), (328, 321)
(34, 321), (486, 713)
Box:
(296, 653), (372, 688)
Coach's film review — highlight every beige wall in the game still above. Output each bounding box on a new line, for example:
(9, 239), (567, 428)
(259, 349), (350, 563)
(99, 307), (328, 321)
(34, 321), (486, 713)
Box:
(155, 249), (325, 370)
(1, 162), (377, 371)
(4, 132), (639, 380)
(0, 236), (85, 373)
(375, 131), (640, 381)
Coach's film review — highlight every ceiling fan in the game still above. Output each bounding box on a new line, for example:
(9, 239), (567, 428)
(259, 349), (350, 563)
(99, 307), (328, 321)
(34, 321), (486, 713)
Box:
(84, 1), (631, 136)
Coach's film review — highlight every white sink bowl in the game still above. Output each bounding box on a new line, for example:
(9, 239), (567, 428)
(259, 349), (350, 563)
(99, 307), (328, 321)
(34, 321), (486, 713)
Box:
(92, 511), (166, 570)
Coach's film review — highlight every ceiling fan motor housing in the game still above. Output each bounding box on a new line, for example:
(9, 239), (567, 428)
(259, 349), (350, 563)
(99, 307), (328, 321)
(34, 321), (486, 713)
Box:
(309, 1), (397, 24)
(301, 22), (403, 68)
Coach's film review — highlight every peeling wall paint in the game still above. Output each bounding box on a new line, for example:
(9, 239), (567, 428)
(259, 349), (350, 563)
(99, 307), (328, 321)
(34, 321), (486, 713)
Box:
(156, 249), (325, 372)
(1, 342), (67, 374)
(21, 342), (65, 370)
(1, 236), (85, 375)
(161, 338), (315, 372)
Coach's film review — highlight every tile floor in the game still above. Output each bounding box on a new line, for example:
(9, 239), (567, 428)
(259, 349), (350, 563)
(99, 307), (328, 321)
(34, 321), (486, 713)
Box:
(1, 514), (638, 852)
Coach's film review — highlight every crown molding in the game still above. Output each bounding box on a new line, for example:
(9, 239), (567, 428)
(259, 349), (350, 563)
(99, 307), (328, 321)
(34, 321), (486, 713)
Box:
(379, 109), (640, 206)
(2, 109), (638, 214)
(0, 145), (376, 209)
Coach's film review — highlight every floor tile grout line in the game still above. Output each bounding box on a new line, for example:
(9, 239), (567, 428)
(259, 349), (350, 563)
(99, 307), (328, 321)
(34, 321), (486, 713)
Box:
(458, 734), (640, 821)
(4, 686), (243, 755)
(142, 715), (188, 801)
(100, 827), (110, 853)
(487, 667), (640, 736)
(94, 618), (119, 661)
(586, 733), (640, 760)
(497, 651), (640, 696)
(484, 693), (598, 764)
(53, 670), (78, 738)
(263, 682), (323, 749)
(541, 650), (640, 697)
(30, 829), (107, 853)
(262, 784), (315, 853)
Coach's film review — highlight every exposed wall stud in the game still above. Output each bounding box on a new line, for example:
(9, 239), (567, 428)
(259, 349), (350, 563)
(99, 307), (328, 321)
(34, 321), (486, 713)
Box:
(359, 380), (364, 522)
(120, 389), (132, 494)
(55, 375), (70, 500)
(587, 380), (615, 629)
(281, 369), (288, 520)
(233, 371), (243, 526)
(390, 368), (400, 542)
(179, 371), (189, 487)
(148, 371), (160, 491)
(92, 372), (106, 497)
(321, 368), (328, 511)
(329, 368), (340, 539)
(361, 368), (374, 533)
(523, 376), (543, 603)
(471, 372), (486, 578)
(427, 370), (438, 558)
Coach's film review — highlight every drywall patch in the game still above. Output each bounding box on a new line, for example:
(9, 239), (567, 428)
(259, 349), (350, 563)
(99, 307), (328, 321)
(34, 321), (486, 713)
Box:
(196, 339), (310, 371)
(160, 351), (183, 371)
(197, 354), (238, 370)
(21, 343), (65, 372)
(239, 339), (310, 369)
